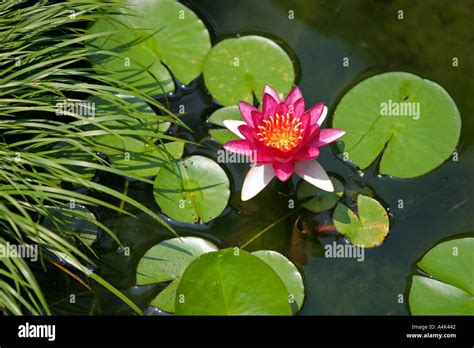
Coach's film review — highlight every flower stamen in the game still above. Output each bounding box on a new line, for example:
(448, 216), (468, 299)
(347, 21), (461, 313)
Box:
(256, 113), (303, 152)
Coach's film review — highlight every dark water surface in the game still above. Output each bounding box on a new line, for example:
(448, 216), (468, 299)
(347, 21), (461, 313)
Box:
(45, 0), (474, 315)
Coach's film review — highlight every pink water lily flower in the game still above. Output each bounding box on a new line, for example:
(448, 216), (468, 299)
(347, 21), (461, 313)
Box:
(223, 85), (345, 201)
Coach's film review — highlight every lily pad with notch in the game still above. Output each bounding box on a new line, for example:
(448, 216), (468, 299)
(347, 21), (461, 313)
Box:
(136, 237), (218, 313)
(409, 237), (474, 315)
(333, 72), (461, 178)
(333, 194), (389, 248)
(203, 35), (295, 106)
(175, 248), (293, 315)
(88, 0), (211, 94)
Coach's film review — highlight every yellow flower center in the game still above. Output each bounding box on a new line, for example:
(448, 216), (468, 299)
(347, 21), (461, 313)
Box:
(256, 113), (303, 152)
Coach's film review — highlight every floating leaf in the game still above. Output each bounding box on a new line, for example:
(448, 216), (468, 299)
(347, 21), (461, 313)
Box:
(333, 72), (461, 178)
(409, 237), (474, 315)
(87, 95), (170, 155)
(43, 204), (99, 247)
(207, 106), (241, 143)
(333, 195), (389, 248)
(209, 129), (240, 144)
(110, 140), (184, 177)
(136, 237), (218, 312)
(252, 250), (305, 311)
(203, 35), (295, 106)
(208, 106), (242, 126)
(88, 0), (211, 93)
(175, 248), (293, 315)
(153, 155), (230, 223)
(297, 176), (344, 213)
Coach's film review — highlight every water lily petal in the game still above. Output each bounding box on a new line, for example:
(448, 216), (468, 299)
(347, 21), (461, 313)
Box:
(314, 128), (346, 147)
(251, 110), (264, 125)
(294, 160), (334, 192)
(238, 124), (258, 142)
(276, 102), (288, 116)
(223, 120), (246, 138)
(294, 147), (320, 161)
(238, 101), (257, 128)
(292, 98), (305, 117)
(263, 85), (282, 103)
(272, 161), (295, 181)
(317, 105), (328, 126)
(308, 103), (325, 125)
(285, 86), (303, 108)
(241, 164), (275, 201)
(223, 139), (255, 156)
(262, 92), (279, 115)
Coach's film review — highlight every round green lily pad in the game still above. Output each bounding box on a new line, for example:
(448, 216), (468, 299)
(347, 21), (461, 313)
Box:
(252, 250), (305, 312)
(409, 237), (474, 315)
(203, 35), (295, 106)
(110, 140), (184, 177)
(333, 72), (461, 178)
(297, 176), (344, 213)
(208, 106), (242, 143)
(43, 204), (99, 247)
(136, 237), (218, 312)
(153, 155), (230, 223)
(333, 195), (389, 248)
(175, 248), (293, 315)
(88, 0), (211, 93)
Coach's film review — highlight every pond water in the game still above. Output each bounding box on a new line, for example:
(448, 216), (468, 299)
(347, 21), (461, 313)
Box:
(43, 0), (474, 315)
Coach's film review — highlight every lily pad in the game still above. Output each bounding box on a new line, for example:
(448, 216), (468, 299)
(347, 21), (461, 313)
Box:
(136, 237), (218, 312)
(333, 72), (461, 178)
(203, 35), (295, 106)
(87, 95), (171, 156)
(252, 250), (305, 312)
(175, 248), (293, 315)
(333, 195), (389, 248)
(207, 106), (241, 144)
(209, 129), (240, 144)
(153, 155), (230, 223)
(297, 176), (344, 213)
(409, 237), (474, 315)
(88, 0), (211, 94)
(43, 204), (99, 247)
(109, 140), (184, 177)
